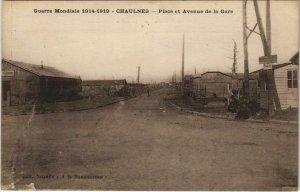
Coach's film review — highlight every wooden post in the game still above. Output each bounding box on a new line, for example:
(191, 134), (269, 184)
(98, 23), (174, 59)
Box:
(266, 0), (271, 55)
(175, 70), (176, 83)
(243, 0), (250, 101)
(265, 0), (274, 115)
(253, 0), (268, 56)
(254, 0), (281, 115)
(182, 33), (185, 82)
(266, 0), (281, 114)
(137, 66), (140, 83)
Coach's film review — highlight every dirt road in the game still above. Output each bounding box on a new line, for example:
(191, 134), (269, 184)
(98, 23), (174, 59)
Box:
(1, 88), (298, 190)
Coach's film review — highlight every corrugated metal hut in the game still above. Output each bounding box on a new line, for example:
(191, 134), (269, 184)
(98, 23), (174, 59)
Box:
(2, 59), (82, 106)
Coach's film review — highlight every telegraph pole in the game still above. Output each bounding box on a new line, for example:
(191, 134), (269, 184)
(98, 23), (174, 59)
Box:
(266, 0), (281, 114)
(137, 66), (140, 83)
(266, 0), (274, 115)
(254, 0), (281, 114)
(174, 70), (176, 83)
(172, 71), (175, 83)
(266, 0), (271, 56)
(182, 33), (185, 82)
(243, 0), (249, 101)
(253, 0), (268, 56)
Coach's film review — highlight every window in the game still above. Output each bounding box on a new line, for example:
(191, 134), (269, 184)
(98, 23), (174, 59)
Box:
(287, 70), (298, 88)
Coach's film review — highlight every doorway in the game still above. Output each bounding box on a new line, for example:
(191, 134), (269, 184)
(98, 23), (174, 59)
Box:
(2, 80), (11, 101)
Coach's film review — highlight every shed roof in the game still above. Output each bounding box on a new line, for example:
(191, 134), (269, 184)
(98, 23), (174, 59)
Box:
(201, 71), (245, 79)
(250, 62), (294, 74)
(82, 79), (127, 86)
(290, 52), (299, 65)
(201, 71), (232, 78)
(2, 59), (81, 79)
(192, 71), (259, 80)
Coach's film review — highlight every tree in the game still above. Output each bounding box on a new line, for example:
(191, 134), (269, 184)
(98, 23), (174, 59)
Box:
(227, 40), (238, 75)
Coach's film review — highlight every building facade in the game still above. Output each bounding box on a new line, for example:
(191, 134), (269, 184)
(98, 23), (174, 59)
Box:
(259, 62), (298, 110)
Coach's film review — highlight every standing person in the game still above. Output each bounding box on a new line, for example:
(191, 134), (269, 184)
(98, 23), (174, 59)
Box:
(147, 86), (150, 96)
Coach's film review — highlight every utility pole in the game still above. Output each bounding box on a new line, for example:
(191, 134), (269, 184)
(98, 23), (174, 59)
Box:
(172, 71), (175, 83)
(175, 70), (177, 83)
(266, 0), (281, 114)
(266, 0), (271, 56)
(253, 0), (268, 56)
(266, 0), (274, 115)
(172, 71), (176, 83)
(254, 0), (281, 114)
(182, 33), (185, 82)
(137, 66), (140, 84)
(243, 0), (250, 101)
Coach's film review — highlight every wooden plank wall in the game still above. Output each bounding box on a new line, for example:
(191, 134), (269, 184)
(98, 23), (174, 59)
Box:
(274, 65), (298, 109)
(2, 62), (40, 105)
(259, 64), (298, 110)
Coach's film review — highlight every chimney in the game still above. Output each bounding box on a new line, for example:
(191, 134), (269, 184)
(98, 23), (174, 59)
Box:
(41, 60), (44, 69)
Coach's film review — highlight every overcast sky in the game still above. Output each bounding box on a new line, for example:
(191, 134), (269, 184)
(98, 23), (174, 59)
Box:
(2, 1), (299, 83)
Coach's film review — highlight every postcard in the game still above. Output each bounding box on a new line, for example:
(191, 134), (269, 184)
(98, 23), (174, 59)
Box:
(1, 0), (298, 190)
